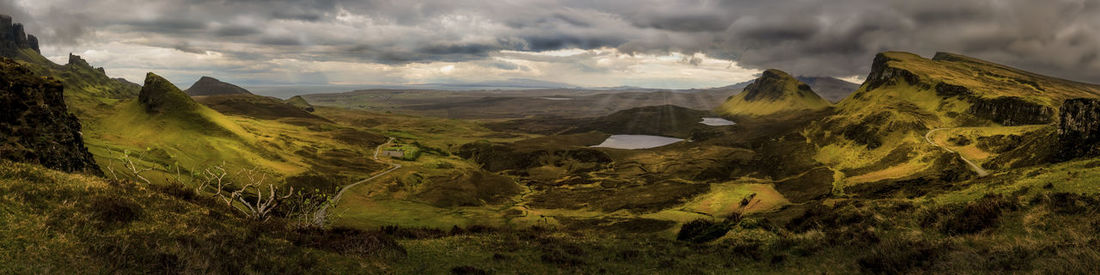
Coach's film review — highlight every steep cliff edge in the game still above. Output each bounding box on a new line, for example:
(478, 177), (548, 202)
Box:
(1058, 98), (1100, 159)
(0, 58), (99, 174)
(0, 15), (38, 58)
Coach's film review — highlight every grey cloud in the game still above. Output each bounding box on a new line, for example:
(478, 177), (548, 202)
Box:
(8, 0), (1100, 84)
(214, 25), (260, 37)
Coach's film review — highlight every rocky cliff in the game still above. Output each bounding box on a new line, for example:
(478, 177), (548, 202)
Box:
(0, 58), (99, 174)
(1058, 98), (1100, 159)
(969, 96), (1054, 126)
(0, 15), (39, 58)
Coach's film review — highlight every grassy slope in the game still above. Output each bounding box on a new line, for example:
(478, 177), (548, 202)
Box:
(0, 161), (385, 273)
(8, 49), (384, 186)
(922, 52), (1100, 105)
(317, 107), (533, 229)
(927, 125), (1048, 167)
(286, 95), (315, 110)
(14, 49), (139, 120)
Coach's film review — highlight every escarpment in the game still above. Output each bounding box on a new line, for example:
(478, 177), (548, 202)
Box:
(0, 58), (99, 174)
(1058, 98), (1100, 159)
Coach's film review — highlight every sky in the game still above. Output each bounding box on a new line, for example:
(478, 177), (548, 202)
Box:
(2, 0), (1099, 92)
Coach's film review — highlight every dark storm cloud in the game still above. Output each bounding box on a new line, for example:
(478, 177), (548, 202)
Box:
(9, 0), (1100, 83)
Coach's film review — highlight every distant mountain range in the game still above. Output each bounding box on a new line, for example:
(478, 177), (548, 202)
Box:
(796, 76), (861, 103)
(184, 76), (254, 96)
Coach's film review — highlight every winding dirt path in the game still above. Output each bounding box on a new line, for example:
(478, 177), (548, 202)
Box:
(925, 128), (990, 177)
(313, 137), (402, 225)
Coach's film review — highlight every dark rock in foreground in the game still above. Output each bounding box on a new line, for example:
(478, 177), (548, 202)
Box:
(0, 58), (99, 174)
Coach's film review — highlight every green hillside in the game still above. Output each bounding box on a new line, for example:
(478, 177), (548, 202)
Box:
(286, 95), (316, 112)
(718, 69), (831, 117)
(85, 73), (390, 185)
(809, 51), (1100, 188)
(13, 49), (140, 119)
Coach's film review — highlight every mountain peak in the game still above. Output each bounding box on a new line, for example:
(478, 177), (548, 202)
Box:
(717, 68), (830, 117)
(184, 76), (253, 96)
(741, 69), (810, 102)
(139, 72), (200, 114)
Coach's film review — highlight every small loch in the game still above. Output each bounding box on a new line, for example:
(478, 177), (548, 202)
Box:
(593, 135), (684, 149)
(700, 117), (736, 126)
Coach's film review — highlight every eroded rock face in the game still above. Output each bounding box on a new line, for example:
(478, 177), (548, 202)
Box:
(0, 58), (99, 174)
(1058, 98), (1100, 159)
(67, 53), (92, 69)
(969, 97), (1054, 126)
(0, 15), (39, 58)
(864, 53), (921, 91)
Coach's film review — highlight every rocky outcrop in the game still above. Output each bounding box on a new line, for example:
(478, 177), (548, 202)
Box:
(67, 53), (92, 69)
(934, 83), (972, 98)
(139, 72), (200, 114)
(935, 82), (1054, 126)
(968, 96), (1054, 126)
(0, 58), (99, 174)
(1058, 98), (1100, 159)
(742, 69), (807, 101)
(864, 53), (922, 91)
(184, 76), (253, 96)
(0, 15), (39, 58)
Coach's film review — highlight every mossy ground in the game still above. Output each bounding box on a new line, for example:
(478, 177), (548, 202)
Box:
(0, 161), (397, 273)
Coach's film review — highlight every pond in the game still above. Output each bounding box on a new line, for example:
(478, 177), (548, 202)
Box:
(700, 117), (736, 126)
(592, 135), (684, 149)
